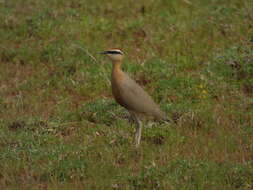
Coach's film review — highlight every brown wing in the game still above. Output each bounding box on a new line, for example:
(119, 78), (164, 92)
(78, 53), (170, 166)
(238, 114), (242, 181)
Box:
(116, 73), (166, 120)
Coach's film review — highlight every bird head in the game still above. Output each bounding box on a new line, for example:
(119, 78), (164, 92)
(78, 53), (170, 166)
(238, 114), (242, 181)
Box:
(101, 49), (124, 62)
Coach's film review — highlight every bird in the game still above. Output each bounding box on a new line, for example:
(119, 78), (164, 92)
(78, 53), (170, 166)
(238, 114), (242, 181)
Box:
(101, 49), (167, 147)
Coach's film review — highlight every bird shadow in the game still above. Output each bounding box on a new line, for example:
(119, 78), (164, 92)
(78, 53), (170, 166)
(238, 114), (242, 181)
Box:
(80, 98), (130, 126)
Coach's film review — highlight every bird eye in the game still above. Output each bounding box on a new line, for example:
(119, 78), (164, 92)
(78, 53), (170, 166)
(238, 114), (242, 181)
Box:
(108, 51), (122, 55)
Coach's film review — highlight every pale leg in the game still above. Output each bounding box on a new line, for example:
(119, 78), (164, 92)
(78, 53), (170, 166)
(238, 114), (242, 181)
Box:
(135, 119), (142, 147)
(129, 112), (142, 147)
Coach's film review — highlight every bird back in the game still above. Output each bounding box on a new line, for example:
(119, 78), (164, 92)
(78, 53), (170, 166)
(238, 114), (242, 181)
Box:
(112, 72), (166, 120)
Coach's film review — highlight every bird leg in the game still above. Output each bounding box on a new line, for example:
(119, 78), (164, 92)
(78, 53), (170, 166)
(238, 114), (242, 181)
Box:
(135, 119), (142, 147)
(130, 112), (142, 147)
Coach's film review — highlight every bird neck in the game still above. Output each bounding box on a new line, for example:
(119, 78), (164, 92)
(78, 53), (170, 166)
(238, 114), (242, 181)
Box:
(112, 61), (122, 72)
(112, 61), (124, 82)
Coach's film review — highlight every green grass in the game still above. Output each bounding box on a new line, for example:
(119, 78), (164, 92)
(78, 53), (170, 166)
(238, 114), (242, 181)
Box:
(1, 0), (253, 189)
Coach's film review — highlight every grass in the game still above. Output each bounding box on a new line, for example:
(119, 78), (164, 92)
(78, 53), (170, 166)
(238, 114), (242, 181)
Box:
(0, 0), (253, 189)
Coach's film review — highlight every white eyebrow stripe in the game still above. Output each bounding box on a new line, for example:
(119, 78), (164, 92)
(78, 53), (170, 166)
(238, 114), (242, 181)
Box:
(106, 50), (123, 54)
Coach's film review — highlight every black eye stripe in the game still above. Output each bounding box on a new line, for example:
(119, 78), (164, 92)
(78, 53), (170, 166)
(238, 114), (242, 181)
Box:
(106, 51), (123, 55)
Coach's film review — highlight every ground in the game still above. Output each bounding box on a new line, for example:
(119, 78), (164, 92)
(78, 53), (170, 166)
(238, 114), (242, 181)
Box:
(0, 0), (253, 189)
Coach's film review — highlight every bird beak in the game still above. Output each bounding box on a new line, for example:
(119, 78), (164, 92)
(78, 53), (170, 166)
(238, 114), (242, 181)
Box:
(100, 51), (108, 55)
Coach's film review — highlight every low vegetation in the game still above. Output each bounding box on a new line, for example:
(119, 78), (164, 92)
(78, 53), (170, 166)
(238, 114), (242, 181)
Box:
(0, 0), (253, 189)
